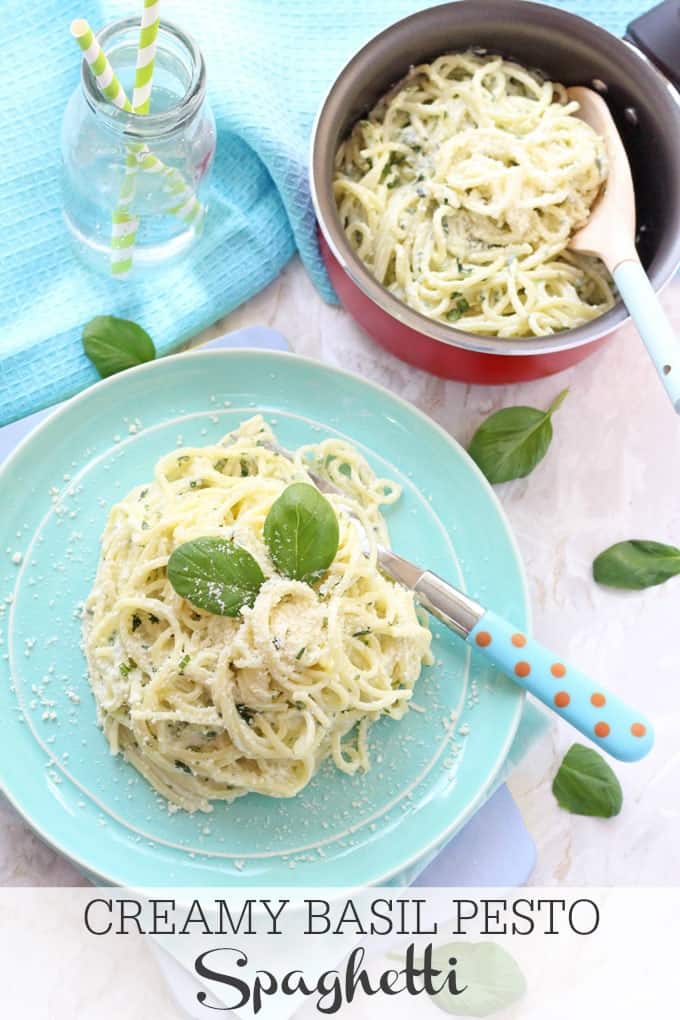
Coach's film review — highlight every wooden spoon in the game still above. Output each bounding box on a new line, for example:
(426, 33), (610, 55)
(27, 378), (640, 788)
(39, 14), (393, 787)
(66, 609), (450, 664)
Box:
(568, 86), (680, 413)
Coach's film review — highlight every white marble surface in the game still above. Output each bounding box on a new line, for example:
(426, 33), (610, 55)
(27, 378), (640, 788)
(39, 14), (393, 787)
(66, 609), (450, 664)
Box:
(2, 259), (679, 888)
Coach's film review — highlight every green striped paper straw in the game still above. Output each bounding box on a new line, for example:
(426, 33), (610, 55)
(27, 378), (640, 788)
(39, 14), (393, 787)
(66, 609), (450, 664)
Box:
(70, 19), (132, 112)
(110, 148), (141, 276)
(70, 18), (139, 275)
(135, 150), (205, 228)
(132, 0), (161, 115)
(128, 0), (204, 228)
(70, 15), (203, 209)
(108, 0), (162, 276)
(70, 13), (205, 276)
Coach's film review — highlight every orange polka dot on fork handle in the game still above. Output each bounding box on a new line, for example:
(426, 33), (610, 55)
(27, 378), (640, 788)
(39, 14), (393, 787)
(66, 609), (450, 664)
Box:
(514, 661), (531, 678)
(631, 723), (647, 738)
(554, 691), (570, 708)
(594, 721), (611, 739)
(475, 631), (492, 647)
(511, 633), (526, 647)
(551, 663), (566, 678)
(590, 693), (606, 707)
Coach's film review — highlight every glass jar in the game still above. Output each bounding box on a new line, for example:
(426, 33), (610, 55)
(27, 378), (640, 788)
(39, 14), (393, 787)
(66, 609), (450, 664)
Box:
(61, 17), (216, 279)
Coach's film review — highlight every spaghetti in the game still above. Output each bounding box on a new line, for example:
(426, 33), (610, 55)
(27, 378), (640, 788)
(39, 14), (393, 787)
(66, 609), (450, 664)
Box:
(333, 50), (615, 338)
(83, 417), (432, 812)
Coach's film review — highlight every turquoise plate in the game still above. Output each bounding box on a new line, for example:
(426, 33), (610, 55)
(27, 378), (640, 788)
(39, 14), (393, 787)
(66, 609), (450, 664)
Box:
(0, 350), (527, 887)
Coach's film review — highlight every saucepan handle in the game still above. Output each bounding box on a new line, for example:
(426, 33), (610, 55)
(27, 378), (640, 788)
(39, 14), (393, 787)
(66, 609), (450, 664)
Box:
(626, 0), (680, 91)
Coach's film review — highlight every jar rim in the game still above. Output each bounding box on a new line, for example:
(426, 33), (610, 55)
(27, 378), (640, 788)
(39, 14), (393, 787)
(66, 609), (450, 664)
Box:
(80, 16), (206, 137)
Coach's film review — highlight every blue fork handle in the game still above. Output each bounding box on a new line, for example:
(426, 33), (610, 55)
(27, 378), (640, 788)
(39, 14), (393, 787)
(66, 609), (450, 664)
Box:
(467, 611), (653, 762)
(614, 259), (680, 414)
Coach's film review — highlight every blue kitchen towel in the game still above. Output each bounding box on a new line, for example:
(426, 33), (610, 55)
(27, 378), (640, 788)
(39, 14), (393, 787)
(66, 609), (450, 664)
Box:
(0, 0), (650, 425)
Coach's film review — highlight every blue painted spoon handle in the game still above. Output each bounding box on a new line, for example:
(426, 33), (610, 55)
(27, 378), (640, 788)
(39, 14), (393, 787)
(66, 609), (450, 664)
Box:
(613, 258), (680, 414)
(467, 610), (653, 762)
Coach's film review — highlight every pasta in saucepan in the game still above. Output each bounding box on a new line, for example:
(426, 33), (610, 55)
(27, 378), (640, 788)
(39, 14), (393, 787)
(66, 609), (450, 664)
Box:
(333, 50), (615, 338)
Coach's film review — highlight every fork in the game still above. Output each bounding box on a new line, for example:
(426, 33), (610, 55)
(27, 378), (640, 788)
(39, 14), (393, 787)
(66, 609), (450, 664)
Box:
(266, 441), (653, 762)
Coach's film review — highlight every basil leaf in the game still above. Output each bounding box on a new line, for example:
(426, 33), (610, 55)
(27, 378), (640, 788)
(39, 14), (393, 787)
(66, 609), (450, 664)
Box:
(82, 315), (155, 378)
(593, 540), (680, 590)
(236, 704), (255, 723)
(552, 743), (622, 818)
(167, 537), (264, 617)
(468, 388), (568, 484)
(264, 483), (339, 583)
(426, 942), (526, 1016)
(446, 294), (470, 322)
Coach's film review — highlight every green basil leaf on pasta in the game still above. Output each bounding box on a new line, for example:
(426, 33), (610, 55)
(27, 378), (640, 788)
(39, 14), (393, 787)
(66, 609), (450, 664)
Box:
(167, 537), (264, 617)
(593, 540), (680, 590)
(82, 315), (155, 378)
(468, 388), (568, 484)
(264, 483), (339, 583)
(552, 743), (622, 818)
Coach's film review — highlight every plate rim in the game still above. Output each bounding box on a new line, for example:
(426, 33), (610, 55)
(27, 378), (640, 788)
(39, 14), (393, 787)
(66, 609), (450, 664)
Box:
(0, 346), (529, 887)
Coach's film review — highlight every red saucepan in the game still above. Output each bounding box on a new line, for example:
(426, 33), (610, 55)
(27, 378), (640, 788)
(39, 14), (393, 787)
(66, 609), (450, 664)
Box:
(310, 0), (680, 383)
